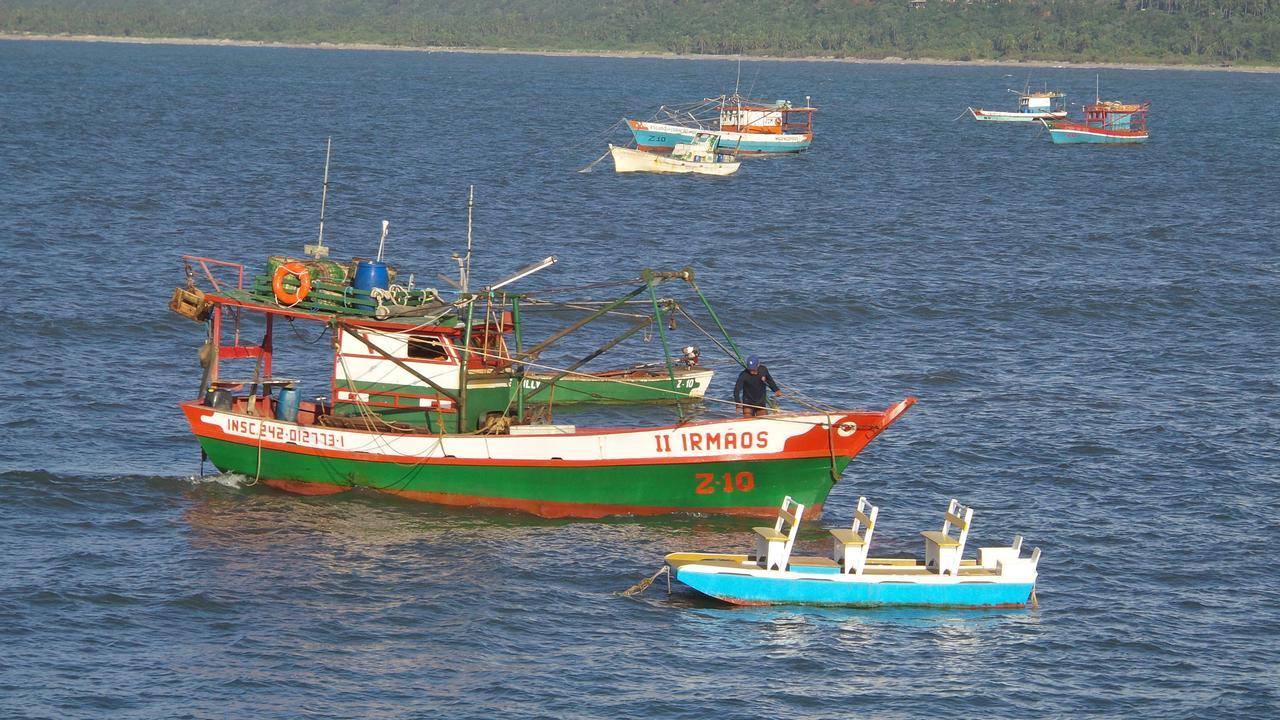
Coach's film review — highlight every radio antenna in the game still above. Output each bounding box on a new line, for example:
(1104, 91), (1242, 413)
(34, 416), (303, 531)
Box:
(463, 185), (475, 294)
(306, 136), (332, 259)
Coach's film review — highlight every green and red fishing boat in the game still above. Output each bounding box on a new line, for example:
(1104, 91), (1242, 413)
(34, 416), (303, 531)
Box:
(170, 245), (912, 519)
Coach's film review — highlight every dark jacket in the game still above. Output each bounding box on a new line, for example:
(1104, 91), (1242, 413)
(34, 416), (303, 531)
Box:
(734, 365), (779, 407)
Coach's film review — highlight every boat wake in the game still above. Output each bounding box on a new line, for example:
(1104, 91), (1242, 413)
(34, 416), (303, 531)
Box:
(185, 472), (254, 489)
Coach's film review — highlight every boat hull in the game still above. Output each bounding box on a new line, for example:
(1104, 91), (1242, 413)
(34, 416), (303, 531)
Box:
(1046, 124), (1148, 144)
(671, 561), (1035, 608)
(969, 108), (1068, 123)
(522, 366), (714, 403)
(626, 119), (811, 155)
(609, 144), (738, 175)
(182, 398), (913, 518)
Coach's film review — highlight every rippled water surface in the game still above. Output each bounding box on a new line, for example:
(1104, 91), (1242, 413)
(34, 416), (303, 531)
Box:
(1, 40), (1278, 718)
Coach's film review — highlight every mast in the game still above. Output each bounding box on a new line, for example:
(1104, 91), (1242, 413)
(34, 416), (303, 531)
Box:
(306, 137), (332, 259)
(644, 270), (682, 420)
(463, 185), (475, 294)
(512, 295), (525, 422)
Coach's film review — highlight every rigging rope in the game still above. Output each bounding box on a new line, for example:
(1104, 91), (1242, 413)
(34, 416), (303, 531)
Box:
(619, 565), (670, 597)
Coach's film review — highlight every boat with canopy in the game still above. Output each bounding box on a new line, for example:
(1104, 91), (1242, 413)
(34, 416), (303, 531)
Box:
(608, 133), (740, 175)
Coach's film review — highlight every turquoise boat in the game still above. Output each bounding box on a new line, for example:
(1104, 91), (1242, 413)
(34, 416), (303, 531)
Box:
(1044, 100), (1149, 144)
(626, 94), (815, 155)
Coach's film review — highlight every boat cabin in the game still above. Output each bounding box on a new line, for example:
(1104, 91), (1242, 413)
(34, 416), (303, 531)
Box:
(178, 254), (519, 436)
(330, 322), (514, 432)
(1083, 101), (1148, 131)
(1020, 91), (1065, 114)
(717, 96), (814, 137)
(669, 133), (728, 163)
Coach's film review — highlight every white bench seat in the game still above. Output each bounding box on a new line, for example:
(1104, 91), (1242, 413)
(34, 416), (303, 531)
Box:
(920, 530), (961, 548)
(921, 499), (973, 576)
(831, 496), (878, 575)
(829, 528), (867, 545)
(753, 496), (804, 571)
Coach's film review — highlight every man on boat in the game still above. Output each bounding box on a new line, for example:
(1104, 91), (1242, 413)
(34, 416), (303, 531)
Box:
(734, 355), (779, 417)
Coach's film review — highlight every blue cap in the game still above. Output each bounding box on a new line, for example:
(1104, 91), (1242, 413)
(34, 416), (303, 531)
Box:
(746, 355), (760, 370)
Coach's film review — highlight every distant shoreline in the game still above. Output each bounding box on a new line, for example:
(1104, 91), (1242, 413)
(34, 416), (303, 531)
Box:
(4, 32), (1278, 73)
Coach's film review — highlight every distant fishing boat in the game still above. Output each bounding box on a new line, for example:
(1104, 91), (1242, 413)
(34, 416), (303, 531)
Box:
(609, 133), (740, 175)
(625, 93), (815, 155)
(523, 362), (714, 404)
(664, 497), (1041, 608)
(969, 89), (1067, 122)
(1043, 100), (1150, 144)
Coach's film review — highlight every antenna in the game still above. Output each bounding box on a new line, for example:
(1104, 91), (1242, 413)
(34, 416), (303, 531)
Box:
(376, 220), (389, 262)
(1096, 74), (1100, 103)
(487, 256), (558, 293)
(463, 185), (475, 294)
(305, 136), (332, 259)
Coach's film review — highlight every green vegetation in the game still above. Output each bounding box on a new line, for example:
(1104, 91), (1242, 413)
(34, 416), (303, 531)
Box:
(2, 1), (1277, 66)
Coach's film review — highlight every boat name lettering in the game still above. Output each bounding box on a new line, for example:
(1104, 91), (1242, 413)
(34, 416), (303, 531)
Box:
(679, 430), (769, 452)
(654, 430), (769, 453)
(224, 417), (345, 448)
(694, 471), (756, 495)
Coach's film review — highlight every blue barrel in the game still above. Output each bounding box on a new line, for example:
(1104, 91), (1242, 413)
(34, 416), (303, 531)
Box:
(277, 386), (300, 422)
(354, 261), (390, 291)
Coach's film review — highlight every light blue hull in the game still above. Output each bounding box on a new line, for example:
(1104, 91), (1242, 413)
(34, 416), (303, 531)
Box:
(674, 566), (1034, 608)
(629, 124), (811, 155)
(1047, 128), (1148, 145)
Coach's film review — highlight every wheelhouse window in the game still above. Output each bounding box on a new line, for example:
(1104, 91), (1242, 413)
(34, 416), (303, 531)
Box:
(407, 336), (450, 361)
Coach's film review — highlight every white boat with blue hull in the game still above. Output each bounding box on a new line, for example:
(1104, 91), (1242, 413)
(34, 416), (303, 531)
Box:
(665, 496), (1041, 609)
(969, 85), (1066, 123)
(625, 94), (816, 155)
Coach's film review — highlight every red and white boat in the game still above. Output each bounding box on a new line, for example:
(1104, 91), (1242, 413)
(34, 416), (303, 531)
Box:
(1044, 100), (1150, 144)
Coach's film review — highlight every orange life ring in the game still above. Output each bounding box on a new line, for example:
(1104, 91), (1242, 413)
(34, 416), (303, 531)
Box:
(272, 262), (311, 305)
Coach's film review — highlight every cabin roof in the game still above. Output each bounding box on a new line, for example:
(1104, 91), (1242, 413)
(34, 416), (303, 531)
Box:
(206, 290), (463, 333)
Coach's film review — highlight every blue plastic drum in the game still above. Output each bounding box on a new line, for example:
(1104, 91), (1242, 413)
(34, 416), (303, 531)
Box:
(354, 260), (390, 291)
(277, 386), (300, 422)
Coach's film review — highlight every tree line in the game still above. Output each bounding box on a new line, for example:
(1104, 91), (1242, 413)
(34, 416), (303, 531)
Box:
(1, 0), (1276, 66)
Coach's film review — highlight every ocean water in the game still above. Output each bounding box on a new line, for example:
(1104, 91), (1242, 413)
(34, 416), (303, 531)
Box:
(1, 39), (1278, 718)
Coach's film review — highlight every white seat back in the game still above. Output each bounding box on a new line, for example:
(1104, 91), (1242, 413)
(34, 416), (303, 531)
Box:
(942, 498), (973, 557)
(753, 495), (805, 571)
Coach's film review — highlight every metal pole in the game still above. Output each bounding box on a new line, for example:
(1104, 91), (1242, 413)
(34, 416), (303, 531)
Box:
(463, 186), (474, 294)
(456, 297), (477, 432)
(686, 275), (745, 366)
(522, 317), (653, 403)
(645, 270), (682, 420)
(518, 284), (649, 361)
(317, 137), (331, 247)
(512, 295), (525, 423)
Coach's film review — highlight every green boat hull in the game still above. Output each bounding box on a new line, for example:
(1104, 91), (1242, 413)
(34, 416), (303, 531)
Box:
(520, 366), (713, 404)
(196, 435), (843, 518)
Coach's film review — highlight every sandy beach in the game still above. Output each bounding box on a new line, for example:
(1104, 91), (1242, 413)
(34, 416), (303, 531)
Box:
(3, 31), (1277, 73)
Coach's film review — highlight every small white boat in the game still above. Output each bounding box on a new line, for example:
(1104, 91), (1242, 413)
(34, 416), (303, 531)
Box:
(665, 496), (1041, 608)
(609, 133), (740, 176)
(969, 89), (1067, 123)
